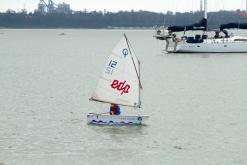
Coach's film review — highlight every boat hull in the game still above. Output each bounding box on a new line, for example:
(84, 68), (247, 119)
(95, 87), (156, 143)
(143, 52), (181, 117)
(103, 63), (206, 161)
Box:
(87, 113), (149, 125)
(174, 42), (247, 53)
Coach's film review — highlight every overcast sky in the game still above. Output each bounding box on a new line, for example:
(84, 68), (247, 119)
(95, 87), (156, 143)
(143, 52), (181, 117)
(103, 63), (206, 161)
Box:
(0, 0), (246, 13)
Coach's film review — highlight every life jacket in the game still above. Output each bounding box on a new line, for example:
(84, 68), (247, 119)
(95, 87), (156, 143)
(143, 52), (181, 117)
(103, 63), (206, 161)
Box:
(110, 105), (120, 115)
(115, 105), (120, 115)
(111, 106), (117, 114)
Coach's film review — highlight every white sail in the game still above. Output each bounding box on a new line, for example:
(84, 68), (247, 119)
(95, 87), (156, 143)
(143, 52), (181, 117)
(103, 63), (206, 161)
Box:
(90, 34), (141, 107)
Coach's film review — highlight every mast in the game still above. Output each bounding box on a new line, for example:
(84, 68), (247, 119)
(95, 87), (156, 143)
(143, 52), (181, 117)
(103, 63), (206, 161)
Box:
(138, 58), (141, 107)
(124, 33), (142, 108)
(200, 0), (203, 12)
(204, 0), (207, 31)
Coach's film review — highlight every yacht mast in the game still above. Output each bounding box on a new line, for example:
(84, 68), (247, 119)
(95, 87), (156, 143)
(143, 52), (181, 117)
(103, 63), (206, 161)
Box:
(200, 0), (203, 12)
(246, 0), (247, 11)
(204, 0), (207, 31)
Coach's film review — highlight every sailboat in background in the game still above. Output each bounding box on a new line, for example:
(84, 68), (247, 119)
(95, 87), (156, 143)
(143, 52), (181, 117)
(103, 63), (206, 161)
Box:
(154, 0), (247, 53)
(87, 34), (149, 125)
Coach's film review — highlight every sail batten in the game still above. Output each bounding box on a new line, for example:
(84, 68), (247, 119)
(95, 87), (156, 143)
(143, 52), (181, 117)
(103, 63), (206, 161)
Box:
(89, 97), (140, 108)
(90, 35), (141, 108)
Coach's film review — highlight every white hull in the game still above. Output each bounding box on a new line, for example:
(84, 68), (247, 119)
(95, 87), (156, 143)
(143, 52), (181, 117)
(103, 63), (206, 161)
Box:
(164, 36), (247, 53)
(87, 113), (149, 125)
(174, 42), (247, 53)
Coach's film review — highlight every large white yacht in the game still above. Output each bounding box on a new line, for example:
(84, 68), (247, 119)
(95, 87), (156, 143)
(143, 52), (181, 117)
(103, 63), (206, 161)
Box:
(154, 0), (247, 53)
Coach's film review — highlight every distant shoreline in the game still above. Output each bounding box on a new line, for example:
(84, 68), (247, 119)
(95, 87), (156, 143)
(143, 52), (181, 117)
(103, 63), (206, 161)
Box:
(1, 10), (247, 29)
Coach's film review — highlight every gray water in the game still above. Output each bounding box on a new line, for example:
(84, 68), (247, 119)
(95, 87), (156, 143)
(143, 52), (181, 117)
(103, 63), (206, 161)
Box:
(0, 29), (247, 165)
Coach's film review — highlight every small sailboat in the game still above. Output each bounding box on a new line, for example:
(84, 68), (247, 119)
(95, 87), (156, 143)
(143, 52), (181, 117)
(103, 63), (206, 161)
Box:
(87, 34), (149, 125)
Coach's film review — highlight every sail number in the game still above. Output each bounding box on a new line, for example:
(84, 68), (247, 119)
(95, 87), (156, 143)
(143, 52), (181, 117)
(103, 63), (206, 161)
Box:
(122, 48), (128, 58)
(111, 80), (130, 95)
(105, 60), (117, 75)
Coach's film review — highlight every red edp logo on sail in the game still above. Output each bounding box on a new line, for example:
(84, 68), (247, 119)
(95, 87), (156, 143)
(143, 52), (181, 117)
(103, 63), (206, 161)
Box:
(111, 80), (130, 95)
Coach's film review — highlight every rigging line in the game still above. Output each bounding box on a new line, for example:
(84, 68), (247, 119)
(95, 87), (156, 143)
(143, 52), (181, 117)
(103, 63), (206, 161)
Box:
(244, 0), (246, 11)
(221, 0), (225, 11)
(124, 33), (143, 89)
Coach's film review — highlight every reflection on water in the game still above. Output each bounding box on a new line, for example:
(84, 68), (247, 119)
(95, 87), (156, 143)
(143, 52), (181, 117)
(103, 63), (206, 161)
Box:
(88, 124), (147, 135)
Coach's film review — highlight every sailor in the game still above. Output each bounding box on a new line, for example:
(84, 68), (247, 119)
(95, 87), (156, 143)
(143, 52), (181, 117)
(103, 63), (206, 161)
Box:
(214, 31), (220, 39)
(222, 29), (229, 38)
(110, 104), (121, 115)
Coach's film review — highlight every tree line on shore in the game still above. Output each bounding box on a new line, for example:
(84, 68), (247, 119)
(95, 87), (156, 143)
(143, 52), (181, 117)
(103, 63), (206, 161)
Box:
(1, 9), (247, 29)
